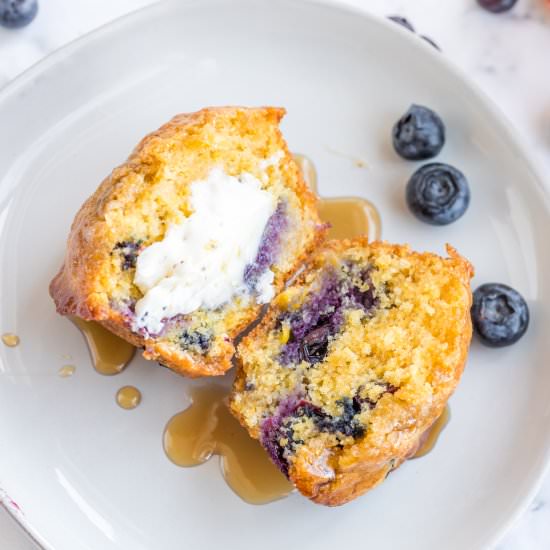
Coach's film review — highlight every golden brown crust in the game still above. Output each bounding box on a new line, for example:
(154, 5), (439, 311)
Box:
(231, 239), (473, 505)
(50, 106), (325, 377)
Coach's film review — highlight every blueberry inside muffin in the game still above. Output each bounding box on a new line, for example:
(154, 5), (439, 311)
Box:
(230, 239), (473, 505)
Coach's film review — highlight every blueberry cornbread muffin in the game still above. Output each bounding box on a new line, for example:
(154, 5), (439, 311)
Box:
(50, 107), (325, 377)
(230, 239), (473, 505)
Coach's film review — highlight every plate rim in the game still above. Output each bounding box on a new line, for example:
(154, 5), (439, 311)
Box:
(1, 0), (549, 548)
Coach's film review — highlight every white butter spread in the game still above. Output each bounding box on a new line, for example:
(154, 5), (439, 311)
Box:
(132, 168), (276, 334)
(255, 269), (275, 304)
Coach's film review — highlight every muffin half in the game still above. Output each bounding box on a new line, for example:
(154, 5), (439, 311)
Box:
(50, 107), (325, 377)
(231, 239), (473, 505)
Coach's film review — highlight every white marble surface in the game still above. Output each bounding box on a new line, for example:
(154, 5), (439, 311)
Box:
(0, 0), (549, 548)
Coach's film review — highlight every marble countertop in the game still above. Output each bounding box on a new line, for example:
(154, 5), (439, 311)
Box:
(0, 0), (549, 548)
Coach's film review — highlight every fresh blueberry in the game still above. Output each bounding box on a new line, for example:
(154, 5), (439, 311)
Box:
(421, 35), (441, 51)
(477, 0), (518, 13)
(0, 0), (38, 29)
(406, 163), (470, 225)
(388, 15), (415, 33)
(393, 105), (446, 160)
(472, 283), (529, 347)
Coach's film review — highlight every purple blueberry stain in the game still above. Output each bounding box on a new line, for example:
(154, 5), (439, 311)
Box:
(125, 308), (212, 353)
(278, 264), (379, 365)
(179, 330), (211, 353)
(279, 270), (343, 365)
(244, 201), (287, 293)
(111, 298), (137, 328)
(260, 394), (371, 475)
(314, 398), (365, 439)
(260, 394), (304, 474)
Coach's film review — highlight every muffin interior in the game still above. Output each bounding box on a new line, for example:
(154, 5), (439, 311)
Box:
(232, 242), (472, 475)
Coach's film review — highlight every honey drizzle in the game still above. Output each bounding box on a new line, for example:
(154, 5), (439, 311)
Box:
(116, 386), (142, 410)
(58, 365), (76, 378)
(2, 333), (20, 347)
(294, 154), (381, 240)
(318, 198), (381, 241)
(70, 317), (135, 375)
(412, 406), (451, 459)
(164, 385), (293, 504)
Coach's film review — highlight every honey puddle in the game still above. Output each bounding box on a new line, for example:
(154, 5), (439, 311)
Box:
(58, 365), (76, 378)
(2, 332), (20, 347)
(412, 406), (451, 459)
(70, 317), (135, 375)
(164, 385), (293, 504)
(294, 154), (382, 241)
(116, 386), (142, 410)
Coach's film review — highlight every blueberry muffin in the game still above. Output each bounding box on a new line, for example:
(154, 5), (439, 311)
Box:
(230, 239), (473, 505)
(50, 107), (325, 377)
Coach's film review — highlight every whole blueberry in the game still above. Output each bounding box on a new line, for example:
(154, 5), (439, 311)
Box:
(406, 162), (470, 225)
(0, 0), (38, 29)
(477, 0), (518, 13)
(472, 283), (529, 347)
(388, 15), (415, 33)
(393, 105), (446, 160)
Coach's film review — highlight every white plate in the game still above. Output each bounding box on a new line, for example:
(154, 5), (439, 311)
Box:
(1, 1), (550, 549)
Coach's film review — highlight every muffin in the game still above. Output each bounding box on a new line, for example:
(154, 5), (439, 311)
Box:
(50, 107), (325, 377)
(230, 238), (473, 505)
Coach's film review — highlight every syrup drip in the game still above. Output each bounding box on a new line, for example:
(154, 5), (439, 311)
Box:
(412, 406), (451, 459)
(164, 385), (293, 505)
(70, 317), (135, 375)
(2, 333), (20, 347)
(318, 199), (381, 241)
(294, 154), (381, 240)
(116, 386), (142, 410)
(58, 365), (76, 378)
